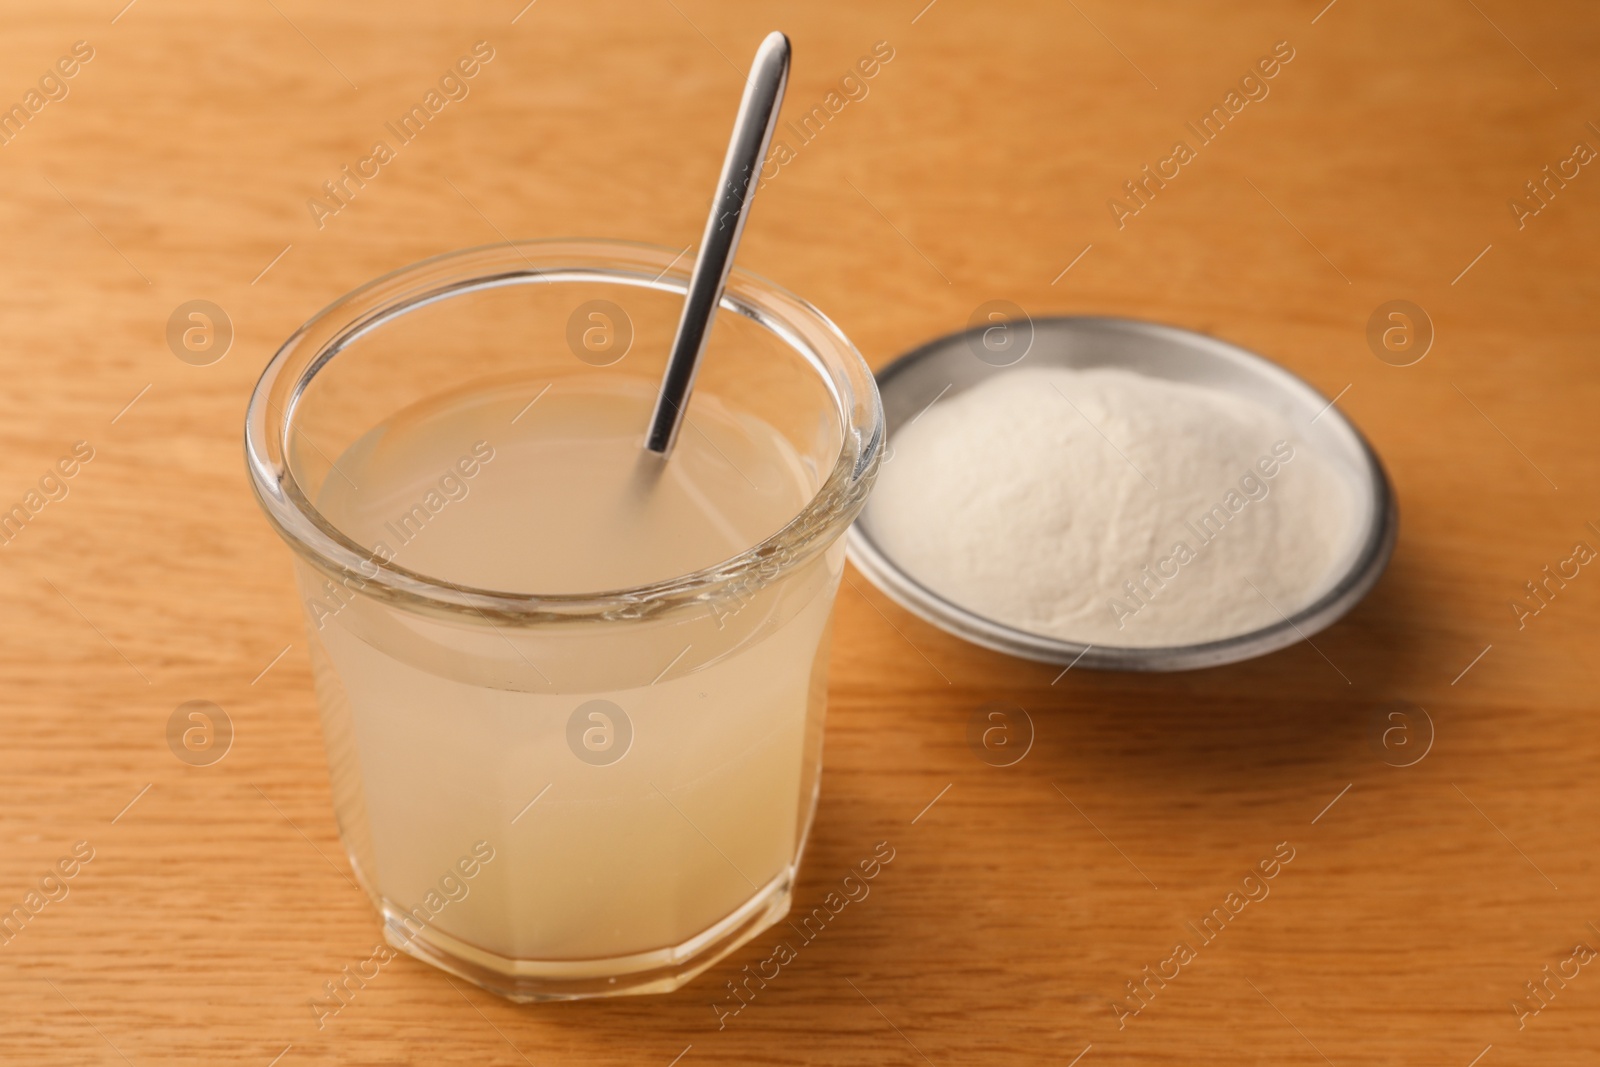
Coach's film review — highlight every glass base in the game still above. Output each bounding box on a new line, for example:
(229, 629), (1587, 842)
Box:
(380, 869), (793, 1002)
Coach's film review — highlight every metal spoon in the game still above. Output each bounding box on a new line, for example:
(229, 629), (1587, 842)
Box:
(644, 31), (791, 457)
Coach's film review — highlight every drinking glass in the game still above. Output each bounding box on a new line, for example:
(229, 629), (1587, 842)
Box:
(244, 239), (882, 1000)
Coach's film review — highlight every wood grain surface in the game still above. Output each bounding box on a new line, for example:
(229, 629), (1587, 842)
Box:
(1, 1), (1597, 1064)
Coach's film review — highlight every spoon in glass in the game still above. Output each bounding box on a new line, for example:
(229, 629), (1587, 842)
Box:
(644, 31), (791, 457)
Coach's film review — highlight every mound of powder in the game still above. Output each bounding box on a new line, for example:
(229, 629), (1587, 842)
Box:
(866, 366), (1359, 648)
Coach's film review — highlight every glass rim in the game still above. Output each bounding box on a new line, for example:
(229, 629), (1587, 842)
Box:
(244, 238), (883, 623)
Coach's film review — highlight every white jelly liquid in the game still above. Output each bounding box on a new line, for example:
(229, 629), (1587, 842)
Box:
(302, 376), (840, 968)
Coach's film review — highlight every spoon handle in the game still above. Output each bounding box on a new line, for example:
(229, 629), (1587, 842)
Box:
(645, 31), (791, 456)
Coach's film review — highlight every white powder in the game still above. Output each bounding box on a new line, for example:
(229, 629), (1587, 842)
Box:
(867, 366), (1358, 648)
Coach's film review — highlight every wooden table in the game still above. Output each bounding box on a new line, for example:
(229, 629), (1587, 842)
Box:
(2, 1), (1596, 1063)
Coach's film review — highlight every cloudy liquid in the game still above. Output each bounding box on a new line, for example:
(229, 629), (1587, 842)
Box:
(304, 376), (840, 969)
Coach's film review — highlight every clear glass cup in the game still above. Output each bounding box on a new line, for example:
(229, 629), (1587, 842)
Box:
(244, 239), (882, 1000)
